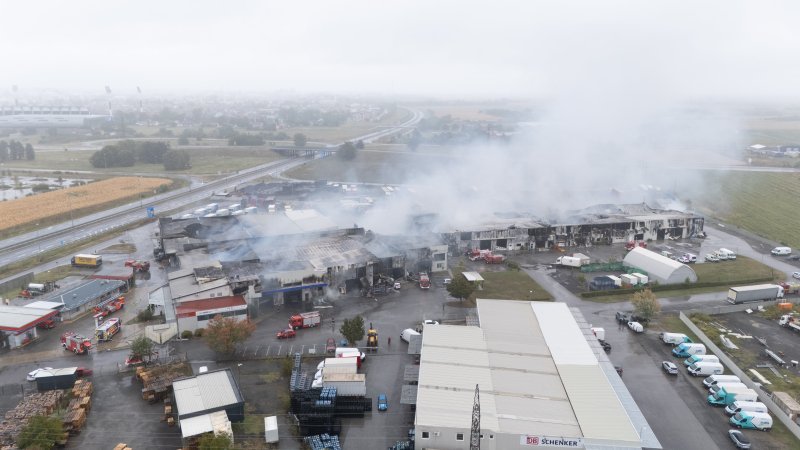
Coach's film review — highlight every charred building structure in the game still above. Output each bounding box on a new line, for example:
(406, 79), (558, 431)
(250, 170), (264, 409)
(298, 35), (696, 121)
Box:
(442, 203), (704, 254)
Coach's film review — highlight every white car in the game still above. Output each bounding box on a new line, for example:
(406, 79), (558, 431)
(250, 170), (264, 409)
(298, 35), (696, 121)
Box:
(423, 320), (440, 325)
(27, 367), (53, 381)
(793, 272), (800, 280)
(704, 254), (719, 262)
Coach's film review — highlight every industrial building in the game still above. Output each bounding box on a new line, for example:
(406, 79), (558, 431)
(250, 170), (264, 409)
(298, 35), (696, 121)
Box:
(414, 300), (657, 450)
(442, 203), (704, 254)
(0, 106), (108, 128)
(176, 295), (248, 333)
(623, 247), (697, 285)
(173, 369), (244, 443)
(38, 279), (127, 320)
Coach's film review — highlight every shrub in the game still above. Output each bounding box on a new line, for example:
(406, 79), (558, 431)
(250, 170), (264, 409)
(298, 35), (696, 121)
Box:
(181, 330), (193, 339)
(136, 308), (154, 322)
(194, 328), (204, 337)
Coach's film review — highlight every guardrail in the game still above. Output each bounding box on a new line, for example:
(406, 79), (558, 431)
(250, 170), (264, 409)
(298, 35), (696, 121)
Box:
(679, 311), (800, 438)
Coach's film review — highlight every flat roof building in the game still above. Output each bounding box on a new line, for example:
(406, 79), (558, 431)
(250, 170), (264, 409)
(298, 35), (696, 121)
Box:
(0, 305), (59, 349)
(414, 299), (657, 449)
(173, 368), (244, 442)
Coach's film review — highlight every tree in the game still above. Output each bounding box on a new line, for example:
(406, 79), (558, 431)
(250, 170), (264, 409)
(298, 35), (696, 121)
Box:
(337, 141), (357, 160)
(205, 315), (256, 354)
(17, 415), (63, 449)
(446, 274), (475, 302)
(197, 432), (233, 450)
(631, 289), (661, 322)
(24, 143), (34, 160)
(339, 315), (365, 346)
(130, 336), (154, 360)
(293, 133), (307, 147)
(163, 150), (191, 170)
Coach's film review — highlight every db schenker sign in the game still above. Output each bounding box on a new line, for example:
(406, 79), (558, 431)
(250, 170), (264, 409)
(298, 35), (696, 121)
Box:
(520, 435), (584, 447)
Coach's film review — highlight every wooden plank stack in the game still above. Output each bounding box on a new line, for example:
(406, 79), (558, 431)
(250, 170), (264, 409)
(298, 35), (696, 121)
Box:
(62, 380), (93, 434)
(113, 443), (133, 450)
(0, 390), (65, 447)
(137, 363), (190, 404)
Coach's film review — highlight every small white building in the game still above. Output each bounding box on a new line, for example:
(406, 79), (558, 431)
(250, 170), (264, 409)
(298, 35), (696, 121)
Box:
(623, 247), (697, 285)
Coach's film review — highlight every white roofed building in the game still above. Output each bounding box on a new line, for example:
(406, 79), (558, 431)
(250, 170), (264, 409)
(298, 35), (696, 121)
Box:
(414, 299), (658, 450)
(623, 247), (697, 285)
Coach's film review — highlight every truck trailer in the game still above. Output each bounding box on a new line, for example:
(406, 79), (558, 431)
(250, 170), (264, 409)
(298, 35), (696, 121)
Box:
(727, 284), (784, 304)
(322, 373), (366, 396)
(71, 254), (102, 268)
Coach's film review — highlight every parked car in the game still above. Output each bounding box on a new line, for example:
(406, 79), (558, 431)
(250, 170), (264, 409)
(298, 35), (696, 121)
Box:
(662, 361), (678, 375)
(27, 367), (54, 381)
(394, 282), (401, 290)
(789, 255), (800, 261)
(443, 278), (452, 285)
(705, 253), (719, 262)
(793, 272), (800, 280)
(377, 393), (388, 411)
(628, 321), (644, 333)
(727, 429), (751, 449)
(630, 314), (650, 324)
(423, 320), (439, 325)
(326, 338), (336, 353)
(615, 312), (628, 323)
(75, 367), (93, 378)
(276, 329), (296, 339)
(615, 366), (623, 376)
(598, 340), (612, 353)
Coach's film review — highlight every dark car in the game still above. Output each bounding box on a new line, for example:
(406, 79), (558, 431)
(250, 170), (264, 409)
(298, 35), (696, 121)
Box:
(615, 312), (628, 323)
(326, 338), (336, 353)
(728, 429), (751, 449)
(789, 255), (800, 261)
(598, 340), (612, 353)
(630, 314), (650, 324)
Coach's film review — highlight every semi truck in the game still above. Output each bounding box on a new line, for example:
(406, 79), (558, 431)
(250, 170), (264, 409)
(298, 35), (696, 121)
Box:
(289, 311), (320, 330)
(729, 411), (773, 431)
(778, 314), (800, 333)
(71, 254), (102, 268)
(687, 362), (724, 377)
(708, 385), (758, 406)
(322, 373), (366, 396)
(672, 343), (706, 358)
(555, 256), (585, 268)
(419, 273), (430, 289)
(727, 284), (784, 304)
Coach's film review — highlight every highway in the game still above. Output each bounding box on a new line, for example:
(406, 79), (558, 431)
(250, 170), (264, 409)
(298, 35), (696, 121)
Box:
(0, 108), (423, 269)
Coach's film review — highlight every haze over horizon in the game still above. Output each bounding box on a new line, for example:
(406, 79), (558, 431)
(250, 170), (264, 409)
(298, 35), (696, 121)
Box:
(2, 1), (800, 101)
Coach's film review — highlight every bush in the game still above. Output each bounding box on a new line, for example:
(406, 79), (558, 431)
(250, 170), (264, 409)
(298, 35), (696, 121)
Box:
(137, 308), (154, 322)
(194, 328), (204, 337)
(181, 330), (193, 339)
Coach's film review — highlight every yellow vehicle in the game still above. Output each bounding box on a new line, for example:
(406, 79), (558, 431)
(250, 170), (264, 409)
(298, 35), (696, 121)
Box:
(71, 254), (103, 268)
(366, 323), (378, 352)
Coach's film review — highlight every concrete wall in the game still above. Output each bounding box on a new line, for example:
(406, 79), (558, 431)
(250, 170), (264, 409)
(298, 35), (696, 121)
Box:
(679, 311), (800, 439)
(146, 323), (178, 344)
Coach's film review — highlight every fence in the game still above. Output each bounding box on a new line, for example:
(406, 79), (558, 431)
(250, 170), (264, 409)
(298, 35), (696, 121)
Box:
(679, 311), (800, 439)
(580, 262), (624, 273)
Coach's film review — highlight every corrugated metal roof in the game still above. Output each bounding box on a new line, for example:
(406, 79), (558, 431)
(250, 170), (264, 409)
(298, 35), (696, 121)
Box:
(400, 385), (418, 404)
(173, 369), (241, 418)
(403, 365), (419, 383)
(531, 302), (597, 365)
(180, 411), (231, 438)
(462, 271), (484, 282)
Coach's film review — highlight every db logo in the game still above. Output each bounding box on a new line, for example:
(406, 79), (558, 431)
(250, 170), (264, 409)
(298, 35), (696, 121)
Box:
(526, 436), (540, 445)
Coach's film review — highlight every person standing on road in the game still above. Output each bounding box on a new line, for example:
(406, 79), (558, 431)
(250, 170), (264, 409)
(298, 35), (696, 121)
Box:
(388, 337), (391, 346)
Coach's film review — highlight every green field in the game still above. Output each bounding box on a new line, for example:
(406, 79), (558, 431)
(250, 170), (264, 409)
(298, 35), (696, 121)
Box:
(465, 270), (552, 304)
(4, 147), (284, 175)
(700, 171), (800, 249)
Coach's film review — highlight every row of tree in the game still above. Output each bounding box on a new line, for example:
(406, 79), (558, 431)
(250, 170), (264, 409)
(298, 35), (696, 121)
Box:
(90, 140), (190, 170)
(0, 140), (35, 161)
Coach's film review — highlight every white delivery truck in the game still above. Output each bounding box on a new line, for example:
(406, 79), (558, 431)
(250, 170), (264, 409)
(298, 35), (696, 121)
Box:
(660, 332), (691, 345)
(703, 374), (740, 388)
(687, 362), (724, 377)
(709, 382), (747, 396)
(725, 401), (769, 416)
(772, 246), (792, 256)
(684, 354), (719, 366)
(555, 256), (584, 267)
(729, 411), (773, 431)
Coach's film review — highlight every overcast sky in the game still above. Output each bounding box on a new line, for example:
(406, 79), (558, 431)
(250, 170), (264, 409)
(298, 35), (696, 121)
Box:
(3, 1), (800, 99)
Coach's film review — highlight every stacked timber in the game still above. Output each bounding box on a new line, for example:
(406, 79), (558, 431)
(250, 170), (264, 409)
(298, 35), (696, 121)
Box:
(0, 390), (65, 447)
(113, 444), (133, 450)
(137, 363), (190, 404)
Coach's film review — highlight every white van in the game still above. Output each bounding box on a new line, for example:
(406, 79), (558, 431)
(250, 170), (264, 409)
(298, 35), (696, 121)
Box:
(660, 332), (690, 345)
(703, 374), (740, 388)
(401, 328), (421, 343)
(684, 354), (719, 366)
(718, 248), (737, 260)
(709, 382), (746, 396)
(772, 246), (792, 256)
(688, 361), (724, 377)
(725, 401), (768, 416)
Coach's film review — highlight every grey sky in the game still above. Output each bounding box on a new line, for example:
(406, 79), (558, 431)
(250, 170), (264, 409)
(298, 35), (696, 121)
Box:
(3, 0), (800, 98)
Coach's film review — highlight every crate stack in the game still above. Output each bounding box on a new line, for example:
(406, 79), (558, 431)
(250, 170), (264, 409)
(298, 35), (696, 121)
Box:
(63, 381), (92, 436)
(290, 353), (309, 392)
(163, 397), (175, 427)
(303, 433), (342, 450)
(0, 390), (64, 448)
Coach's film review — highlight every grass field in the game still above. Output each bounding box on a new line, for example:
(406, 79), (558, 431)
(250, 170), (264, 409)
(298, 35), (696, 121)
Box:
(4, 147), (285, 175)
(456, 270), (552, 306)
(699, 171), (800, 249)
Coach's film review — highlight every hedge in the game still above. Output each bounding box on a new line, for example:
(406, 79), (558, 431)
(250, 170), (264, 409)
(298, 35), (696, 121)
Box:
(579, 276), (775, 298)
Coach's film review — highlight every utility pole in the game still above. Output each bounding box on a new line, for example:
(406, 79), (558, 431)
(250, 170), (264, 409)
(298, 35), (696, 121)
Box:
(470, 384), (480, 450)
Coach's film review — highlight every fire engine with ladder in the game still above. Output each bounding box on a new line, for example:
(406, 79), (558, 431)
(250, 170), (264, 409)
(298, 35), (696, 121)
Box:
(93, 296), (125, 318)
(61, 332), (92, 355)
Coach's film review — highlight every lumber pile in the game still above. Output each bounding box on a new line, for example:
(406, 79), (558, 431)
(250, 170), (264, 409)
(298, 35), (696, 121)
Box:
(63, 380), (93, 435)
(137, 363), (190, 404)
(113, 444), (133, 450)
(0, 390), (65, 447)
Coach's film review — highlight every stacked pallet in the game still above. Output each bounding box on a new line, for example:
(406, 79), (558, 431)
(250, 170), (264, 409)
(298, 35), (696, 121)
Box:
(113, 443), (133, 450)
(63, 379), (93, 434)
(62, 408), (87, 434)
(137, 363), (190, 404)
(0, 390), (65, 447)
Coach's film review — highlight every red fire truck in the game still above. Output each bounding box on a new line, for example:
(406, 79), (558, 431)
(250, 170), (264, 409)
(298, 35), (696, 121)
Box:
(61, 332), (92, 355)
